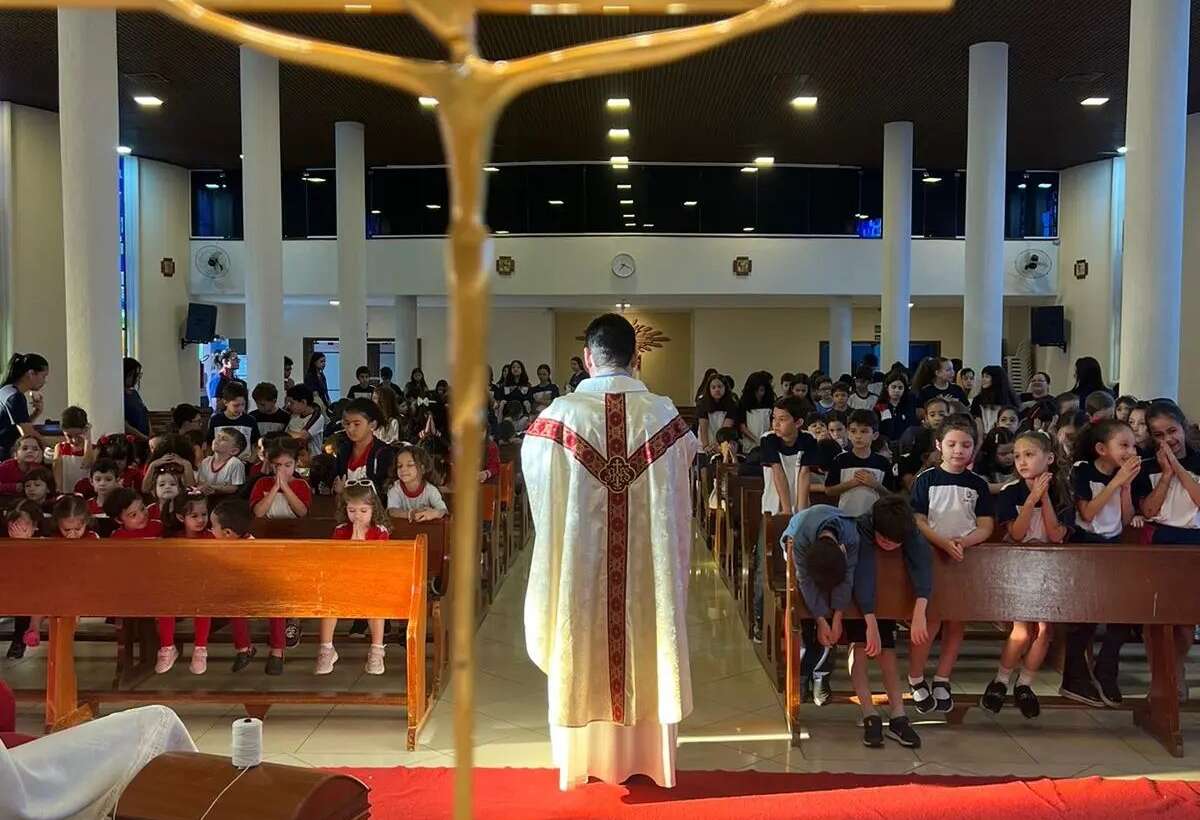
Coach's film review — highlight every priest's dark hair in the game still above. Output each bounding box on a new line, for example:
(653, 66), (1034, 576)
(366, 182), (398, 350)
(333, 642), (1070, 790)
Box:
(584, 313), (636, 370)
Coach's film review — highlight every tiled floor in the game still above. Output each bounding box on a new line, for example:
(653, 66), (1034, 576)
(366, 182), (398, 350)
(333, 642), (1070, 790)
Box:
(7, 529), (1200, 780)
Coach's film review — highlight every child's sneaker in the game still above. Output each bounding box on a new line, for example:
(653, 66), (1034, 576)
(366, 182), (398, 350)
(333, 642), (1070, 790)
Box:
(980, 681), (1006, 714)
(231, 645), (257, 673)
(155, 646), (179, 674)
(862, 714), (883, 748)
(348, 620), (368, 638)
(1094, 672), (1122, 707)
(1059, 677), (1104, 708)
(812, 672), (832, 706)
(909, 678), (935, 714)
(365, 645), (386, 676)
(932, 679), (954, 712)
(189, 647), (208, 675)
(22, 627), (39, 648)
(1013, 684), (1040, 719)
(885, 715), (921, 748)
(285, 620), (303, 649)
(315, 646), (339, 675)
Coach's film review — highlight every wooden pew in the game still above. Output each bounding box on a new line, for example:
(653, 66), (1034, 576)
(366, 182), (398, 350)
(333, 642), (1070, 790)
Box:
(1, 536), (431, 749)
(757, 513), (1200, 756)
(497, 461), (516, 576)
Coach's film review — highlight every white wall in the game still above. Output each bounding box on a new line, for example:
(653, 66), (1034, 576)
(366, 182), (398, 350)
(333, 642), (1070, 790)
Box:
(1, 104), (68, 417)
(1182, 113), (1200, 412)
(190, 235), (1059, 301)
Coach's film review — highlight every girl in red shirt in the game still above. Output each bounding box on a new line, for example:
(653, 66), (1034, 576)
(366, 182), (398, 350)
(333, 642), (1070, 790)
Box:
(249, 442), (311, 519)
(105, 488), (164, 539)
(147, 469), (183, 522)
(17, 496), (100, 652)
(5, 500), (43, 659)
(155, 495), (216, 675)
(316, 482), (391, 676)
(0, 434), (43, 495)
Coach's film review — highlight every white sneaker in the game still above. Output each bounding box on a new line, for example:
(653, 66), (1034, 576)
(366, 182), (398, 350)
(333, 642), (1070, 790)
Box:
(315, 645), (339, 675)
(365, 644), (386, 676)
(189, 647), (208, 675)
(155, 646), (179, 674)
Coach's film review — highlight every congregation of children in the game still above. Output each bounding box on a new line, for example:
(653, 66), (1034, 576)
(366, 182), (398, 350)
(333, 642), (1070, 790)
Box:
(0, 351), (562, 677)
(696, 354), (1200, 751)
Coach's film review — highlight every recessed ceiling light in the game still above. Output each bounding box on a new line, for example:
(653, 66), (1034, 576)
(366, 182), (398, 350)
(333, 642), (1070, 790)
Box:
(495, 230), (509, 235)
(606, 98), (631, 111)
(683, 200), (698, 207)
(623, 213), (635, 218)
(908, 302), (915, 308)
(608, 128), (630, 140)
(305, 176), (326, 183)
(484, 166), (499, 172)
(642, 223), (654, 228)
(1080, 97), (1109, 106)
(754, 156), (775, 167)
(426, 203), (441, 209)
(344, 3), (372, 11)
(1017, 183), (1027, 189)
(743, 226), (755, 232)
(116, 145), (132, 155)
(1117, 146), (1127, 154)
(610, 156), (629, 165)
(204, 183), (220, 189)
(740, 166), (757, 174)
(418, 97), (438, 108)
(329, 300), (341, 306)
(624, 222), (636, 227)
(619, 199), (634, 205)
(922, 176), (942, 184)
(612, 164), (629, 171)
(548, 199), (564, 205)
(617, 184), (632, 190)
(133, 95), (163, 107)
(790, 96), (818, 109)
(1038, 182), (1053, 189)
(370, 209), (381, 214)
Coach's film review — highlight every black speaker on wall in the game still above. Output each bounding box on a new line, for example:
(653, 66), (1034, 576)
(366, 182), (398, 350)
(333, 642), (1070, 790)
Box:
(182, 303), (218, 347)
(1030, 306), (1066, 348)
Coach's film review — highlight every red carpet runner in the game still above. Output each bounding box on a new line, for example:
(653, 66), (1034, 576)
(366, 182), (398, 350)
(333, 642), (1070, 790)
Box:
(334, 766), (1200, 819)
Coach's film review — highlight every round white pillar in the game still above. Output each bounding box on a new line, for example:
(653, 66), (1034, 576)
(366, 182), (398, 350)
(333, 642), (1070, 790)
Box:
(963, 42), (1008, 371)
(57, 9), (123, 434)
(240, 46), (285, 392)
(1120, 0), (1189, 400)
(394, 295), (418, 381)
(336, 121), (369, 390)
(881, 121), (913, 371)
(828, 297), (853, 380)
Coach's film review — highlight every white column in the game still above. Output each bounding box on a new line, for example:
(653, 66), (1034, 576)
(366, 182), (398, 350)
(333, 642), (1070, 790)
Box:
(828, 297), (852, 380)
(394, 295), (417, 380)
(336, 122), (368, 388)
(1120, 0), (1189, 400)
(240, 46), (284, 391)
(962, 42), (1008, 371)
(881, 121), (913, 370)
(57, 10), (123, 433)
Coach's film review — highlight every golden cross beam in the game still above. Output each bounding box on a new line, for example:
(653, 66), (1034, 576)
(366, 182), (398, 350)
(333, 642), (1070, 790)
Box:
(0, 0), (953, 815)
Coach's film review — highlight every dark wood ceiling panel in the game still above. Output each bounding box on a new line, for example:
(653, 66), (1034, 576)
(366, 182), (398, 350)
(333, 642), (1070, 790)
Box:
(0, 1), (1195, 170)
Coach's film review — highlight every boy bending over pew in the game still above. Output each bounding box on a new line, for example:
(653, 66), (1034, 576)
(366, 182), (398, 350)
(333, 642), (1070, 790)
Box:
(783, 497), (931, 749)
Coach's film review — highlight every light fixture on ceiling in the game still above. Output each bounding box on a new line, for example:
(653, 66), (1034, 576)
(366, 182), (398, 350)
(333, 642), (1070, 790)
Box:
(624, 222), (636, 227)
(344, 3), (372, 11)
(606, 98), (631, 111)
(666, 2), (687, 12)
(642, 223), (654, 228)
(548, 199), (564, 205)
(1117, 145), (1127, 154)
(615, 302), (631, 309)
(133, 95), (163, 107)
(922, 175), (941, 184)
(484, 166), (499, 172)
(619, 199), (634, 205)
(1080, 97), (1109, 106)
(790, 96), (818, 109)
(608, 128), (630, 140)
(611, 163), (629, 170)
(116, 145), (132, 155)
(908, 302), (915, 308)
(740, 166), (757, 174)
(1038, 182), (1053, 189)
(495, 230), (510, 234)
(623, 213), (635, 218)
(610, 155), (629, 170)
(305, 176), (327, 183)
(329, 299), (341, 306)
(370, 209), (381, 214)
(418, 96), (439, 108)
(239, 153), (244, 160)
(854, 213), (869, 219)
(205, 183), (220, 190)
(617, 184), (632, 190)
(743, 226), (755, 232)
(426, 203), (442, 209)
(1017, 183), (1027, 189)
(754, 156), (775, 167)
(683, 200), (698, 207)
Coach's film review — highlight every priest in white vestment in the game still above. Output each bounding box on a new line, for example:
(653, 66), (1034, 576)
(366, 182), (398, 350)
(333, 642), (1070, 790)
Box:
(523, 312), (699, 790)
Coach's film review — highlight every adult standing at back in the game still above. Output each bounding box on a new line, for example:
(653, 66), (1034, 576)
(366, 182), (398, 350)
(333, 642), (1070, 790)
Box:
(524, 313), (698, 790)
(206, 349), (243, 413)
(0, 353), (48, 459)
(1071, 356), (1111, 402)
(123, 358), (151, 439)
(304, 353), (332, 411)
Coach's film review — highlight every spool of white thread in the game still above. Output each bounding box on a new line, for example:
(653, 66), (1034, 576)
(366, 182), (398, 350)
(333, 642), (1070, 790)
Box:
(231, 717), (263, 768)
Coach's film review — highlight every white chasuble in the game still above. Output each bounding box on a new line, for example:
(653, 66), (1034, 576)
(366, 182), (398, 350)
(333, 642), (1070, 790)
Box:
(523, 374), (698, 790)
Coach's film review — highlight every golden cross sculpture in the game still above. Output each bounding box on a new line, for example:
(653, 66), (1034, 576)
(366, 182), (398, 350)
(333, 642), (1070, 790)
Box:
(5, 0), (951, 814)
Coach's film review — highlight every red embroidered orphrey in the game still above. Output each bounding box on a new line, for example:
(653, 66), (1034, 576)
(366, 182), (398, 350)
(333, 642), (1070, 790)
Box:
(526, 393), (692, 722)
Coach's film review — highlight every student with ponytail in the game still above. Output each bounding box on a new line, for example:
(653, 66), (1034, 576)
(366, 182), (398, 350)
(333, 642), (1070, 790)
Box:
(0, 353), (49, 460)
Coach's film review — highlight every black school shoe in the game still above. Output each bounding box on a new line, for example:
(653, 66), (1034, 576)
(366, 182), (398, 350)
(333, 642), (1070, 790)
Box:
(980, 680), (1007, 714)
(348, 619), (368, 638)
(886, 715), (921, 748)
(1058, 677), (1104, 708)
(265, 654), (285, 676)
(909, 678), (936, 714)
(931, 679), (954, 712)
(862, 714), (884, 748)
(1013, 684), (1040, 719)
(231, 645), (257, 672)
(1093, 671), (1123, 707)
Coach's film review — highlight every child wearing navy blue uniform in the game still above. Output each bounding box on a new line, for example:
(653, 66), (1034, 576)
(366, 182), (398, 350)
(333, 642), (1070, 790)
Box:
(825, 410), (892, 516)
(907, 414), (994, 714)
(982, 431), (1073, 719)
